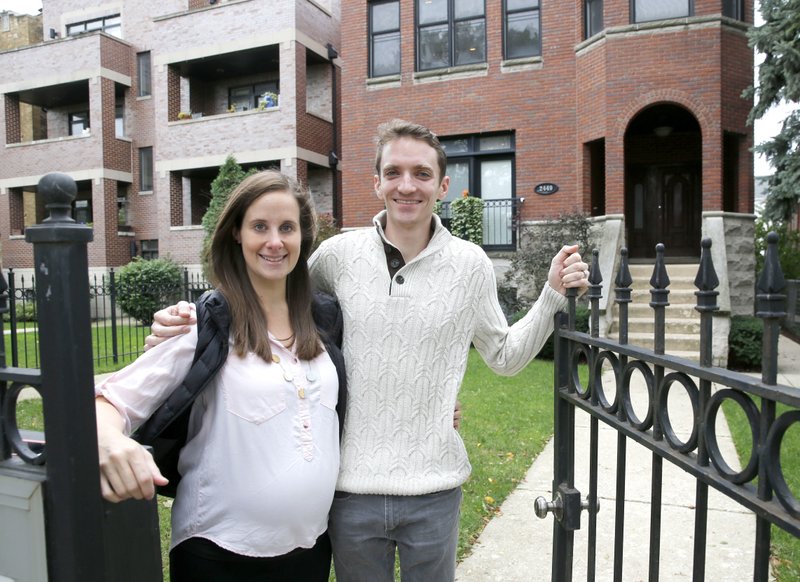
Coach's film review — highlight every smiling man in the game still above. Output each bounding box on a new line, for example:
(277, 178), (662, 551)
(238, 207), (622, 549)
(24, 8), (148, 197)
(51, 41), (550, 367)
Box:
(307, 119), (590, 581)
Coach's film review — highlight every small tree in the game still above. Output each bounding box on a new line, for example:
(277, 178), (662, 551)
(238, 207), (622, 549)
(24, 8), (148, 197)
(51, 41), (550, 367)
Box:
(746, 0), (800, 221)
(117, 257), (184, 325)
(754, 216), (800, 280)
(200, 156), (257, 265)
(505, 211), (592, 301)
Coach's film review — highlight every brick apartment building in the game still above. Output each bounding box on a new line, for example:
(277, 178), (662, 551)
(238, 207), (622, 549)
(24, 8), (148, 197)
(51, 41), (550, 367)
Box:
(0, 0), (341, 271)
(0, 1), (757, 350)
(339, 0), (756, 346)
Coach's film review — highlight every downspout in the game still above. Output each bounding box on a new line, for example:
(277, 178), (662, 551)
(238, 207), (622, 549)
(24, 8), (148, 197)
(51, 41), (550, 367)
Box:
(326, 43), (341, 224)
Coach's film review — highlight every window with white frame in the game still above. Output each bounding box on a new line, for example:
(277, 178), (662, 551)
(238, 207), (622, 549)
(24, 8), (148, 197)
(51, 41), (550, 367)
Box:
(504, 0), (541, 59)
(632, 0), (691, 23)
(369, 0), (400, 77)
(416, 0), (486, 71)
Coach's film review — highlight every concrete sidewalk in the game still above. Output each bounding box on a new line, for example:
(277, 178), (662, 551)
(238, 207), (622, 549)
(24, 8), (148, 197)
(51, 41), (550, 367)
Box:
(455, 335), (799, 582)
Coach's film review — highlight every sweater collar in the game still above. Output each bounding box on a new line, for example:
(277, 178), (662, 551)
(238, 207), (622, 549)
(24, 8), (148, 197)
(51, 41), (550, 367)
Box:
(372, 210), (451, 261)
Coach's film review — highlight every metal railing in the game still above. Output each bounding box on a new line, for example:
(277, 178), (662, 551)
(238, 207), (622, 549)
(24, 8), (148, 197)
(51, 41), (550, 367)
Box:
(787, 279), (799, 325)
(3, 267), (211, 370)
(1, 172), (161, 581)
(438, 197), (522, 250)
(541, 236), (799, 581)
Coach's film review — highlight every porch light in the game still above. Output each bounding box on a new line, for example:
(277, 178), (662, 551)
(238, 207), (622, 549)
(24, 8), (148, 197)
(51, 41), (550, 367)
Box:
(654, 125), (672, 137)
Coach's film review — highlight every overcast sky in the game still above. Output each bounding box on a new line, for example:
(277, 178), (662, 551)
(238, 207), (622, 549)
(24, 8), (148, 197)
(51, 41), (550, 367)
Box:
(0, 0), (790, 175)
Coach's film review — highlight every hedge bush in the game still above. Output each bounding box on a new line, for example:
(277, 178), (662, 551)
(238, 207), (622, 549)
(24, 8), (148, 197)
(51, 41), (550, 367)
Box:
(728, 315), (763, 371)
(117, 257), (184, 325)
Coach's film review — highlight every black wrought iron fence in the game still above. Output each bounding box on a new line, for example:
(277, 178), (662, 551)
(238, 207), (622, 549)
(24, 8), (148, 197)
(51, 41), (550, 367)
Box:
(438, 197), (522, 250)
(787, 279), (799, 325)
(3, 267), (212, 370)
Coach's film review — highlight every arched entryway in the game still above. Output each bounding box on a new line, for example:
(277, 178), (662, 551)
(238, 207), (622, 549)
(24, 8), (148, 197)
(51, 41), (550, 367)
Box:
(625, 104), (702, 259)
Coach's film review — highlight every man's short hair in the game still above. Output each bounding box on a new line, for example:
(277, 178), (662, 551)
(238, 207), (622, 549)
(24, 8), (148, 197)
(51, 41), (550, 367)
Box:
(374, 119), (447, 183)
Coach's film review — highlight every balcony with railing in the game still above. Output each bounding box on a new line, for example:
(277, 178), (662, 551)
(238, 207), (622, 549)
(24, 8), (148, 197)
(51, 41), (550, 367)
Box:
(438, 197), (523, 251)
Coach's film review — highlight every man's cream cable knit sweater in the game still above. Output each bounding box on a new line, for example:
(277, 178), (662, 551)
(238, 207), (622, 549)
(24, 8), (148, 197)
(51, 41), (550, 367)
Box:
(309, 211), (567, 495)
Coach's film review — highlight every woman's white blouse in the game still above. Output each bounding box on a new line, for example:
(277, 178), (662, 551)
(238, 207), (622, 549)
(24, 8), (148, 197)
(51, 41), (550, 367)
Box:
(95, 325), (340, 557)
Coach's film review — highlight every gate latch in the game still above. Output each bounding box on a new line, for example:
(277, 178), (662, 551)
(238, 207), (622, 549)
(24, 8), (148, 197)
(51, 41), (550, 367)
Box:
(534, 484), (596, 531)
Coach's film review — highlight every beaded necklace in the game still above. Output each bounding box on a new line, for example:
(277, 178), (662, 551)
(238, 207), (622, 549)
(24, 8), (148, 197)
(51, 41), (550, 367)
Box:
(270, 346), (318, 400)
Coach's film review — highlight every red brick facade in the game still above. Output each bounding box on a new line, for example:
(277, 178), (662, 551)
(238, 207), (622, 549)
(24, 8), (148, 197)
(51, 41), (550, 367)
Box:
(340, 0), (755, 260)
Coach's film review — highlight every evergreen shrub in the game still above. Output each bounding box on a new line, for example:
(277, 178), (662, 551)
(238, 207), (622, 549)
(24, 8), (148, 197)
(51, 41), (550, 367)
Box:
(117, 257), (184, 325)
(728, 315), (763, 371)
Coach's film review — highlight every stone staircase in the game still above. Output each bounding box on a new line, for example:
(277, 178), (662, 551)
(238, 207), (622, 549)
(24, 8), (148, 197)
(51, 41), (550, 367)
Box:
(607, 263), (702, 360)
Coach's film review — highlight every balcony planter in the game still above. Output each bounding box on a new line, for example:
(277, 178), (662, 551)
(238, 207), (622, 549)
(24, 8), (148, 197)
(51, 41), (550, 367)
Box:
(177, 111), (192, 120)
(258, 92), (279, 109)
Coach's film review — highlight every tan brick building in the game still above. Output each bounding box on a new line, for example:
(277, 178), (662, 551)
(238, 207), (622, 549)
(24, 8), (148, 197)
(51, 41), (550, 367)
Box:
(0, 0), (341, 269)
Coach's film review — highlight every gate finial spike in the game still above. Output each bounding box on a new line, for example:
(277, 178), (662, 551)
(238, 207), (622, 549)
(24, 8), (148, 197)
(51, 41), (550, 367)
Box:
(756, 232), (786, 319)
(615, 248), (632, 288)
(694, 238), (719, 313)
(37, 172), (77, 224)
(649, 243), (670, 308)
(694, 238), (719, 291)
(650, 243), (671, 290)
(588, 249), (602, 285)
(757, 232), (786, 295)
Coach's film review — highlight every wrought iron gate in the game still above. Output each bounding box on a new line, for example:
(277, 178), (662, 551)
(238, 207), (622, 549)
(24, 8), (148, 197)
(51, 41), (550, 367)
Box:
(535, 236), (800, 581)
(0, 174), (161, 581)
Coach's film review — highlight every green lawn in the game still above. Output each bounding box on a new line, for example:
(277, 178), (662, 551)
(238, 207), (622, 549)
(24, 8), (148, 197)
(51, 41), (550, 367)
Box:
(3, 322), (149, 373)
(724, 398), (800, 581)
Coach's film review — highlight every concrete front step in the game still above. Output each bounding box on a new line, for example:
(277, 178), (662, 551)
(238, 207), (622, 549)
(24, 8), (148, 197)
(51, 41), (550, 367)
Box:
(615, 303), (701, 320)
(628, 264), (700, 278)
(610, 317), (702, 335)
(606, 264), (704, 360)
(606, 332), (701, 354)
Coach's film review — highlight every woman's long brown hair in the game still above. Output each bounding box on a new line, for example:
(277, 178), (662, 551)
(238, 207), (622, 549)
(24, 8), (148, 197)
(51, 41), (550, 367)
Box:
(205, 170), (322, 362)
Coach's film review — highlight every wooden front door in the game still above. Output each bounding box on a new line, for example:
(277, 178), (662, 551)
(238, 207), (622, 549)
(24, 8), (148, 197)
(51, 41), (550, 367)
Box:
(626, 164), (701, 259)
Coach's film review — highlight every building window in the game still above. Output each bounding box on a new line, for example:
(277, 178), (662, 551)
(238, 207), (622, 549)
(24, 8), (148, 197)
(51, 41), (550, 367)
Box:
(69, 111), (90, 136)
(66, 14), (121, 38)
(439, 133), (516, 248)
(416, 0), (486, 71)
(115, 104), (124, 137)
(504, 0), (540, 59)
(229, 81), (279, 112)
(585, 0), (604, 38)
(117, 192), (131, 227)
(369, 1), (400, 77)
(632, 0), (691, 23)
(139, 147), (153, 192)
(140, 239), (158, 260)
(73, 192), (93, 224)
(722, 0), (743, 20)
(137, 52), (151, 97)
(2, 13), (10, 32)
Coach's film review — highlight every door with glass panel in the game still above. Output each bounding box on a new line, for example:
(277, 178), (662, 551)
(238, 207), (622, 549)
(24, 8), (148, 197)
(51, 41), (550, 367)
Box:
(626, 164), (700, 258)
